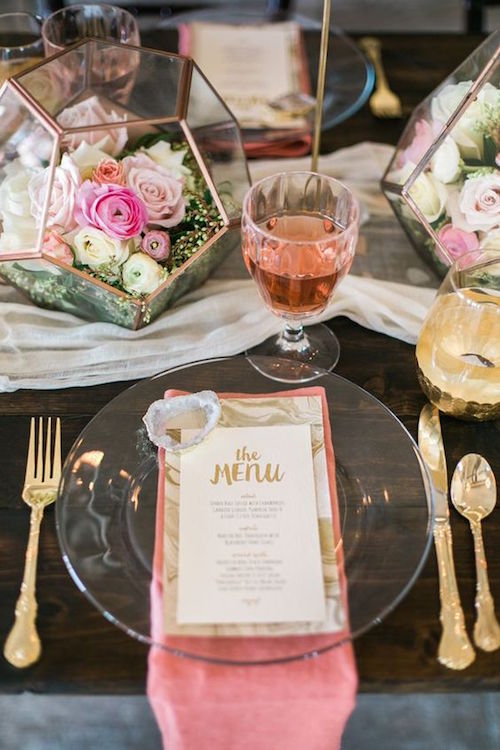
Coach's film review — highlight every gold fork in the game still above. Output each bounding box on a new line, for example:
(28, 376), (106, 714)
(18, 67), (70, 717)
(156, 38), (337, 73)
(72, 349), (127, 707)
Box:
(360, 37), (403, 118)
(3, 417), (61, 668)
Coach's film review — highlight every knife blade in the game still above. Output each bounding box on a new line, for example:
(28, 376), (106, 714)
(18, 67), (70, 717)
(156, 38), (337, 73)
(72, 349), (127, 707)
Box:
(418, 403), (475, 670)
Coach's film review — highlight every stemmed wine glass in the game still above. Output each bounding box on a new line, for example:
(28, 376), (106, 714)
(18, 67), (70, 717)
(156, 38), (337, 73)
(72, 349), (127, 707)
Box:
(0, 12), (44, 84)
(241, 171), (359, 381)
(41, 4), (140, 55)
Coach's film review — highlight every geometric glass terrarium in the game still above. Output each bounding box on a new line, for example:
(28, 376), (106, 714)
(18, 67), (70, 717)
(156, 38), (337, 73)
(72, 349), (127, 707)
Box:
(381, 30), (499, 279)
(0, 39), (250, 328)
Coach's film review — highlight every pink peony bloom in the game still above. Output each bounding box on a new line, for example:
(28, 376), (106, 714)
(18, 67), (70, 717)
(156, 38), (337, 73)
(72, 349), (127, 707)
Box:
(458, 173), (500, 232)
(57, 95), (128, 156)
(438, 223), (479, 262)
(28, 154), (81, 232)
(122, 153), (185, 228)
(75, 181), (148, 240)
(141, 229), (171, 261)
(42, 230), (74, 265)
(402, 119), (435, 166)
(93, 158), (125, 186)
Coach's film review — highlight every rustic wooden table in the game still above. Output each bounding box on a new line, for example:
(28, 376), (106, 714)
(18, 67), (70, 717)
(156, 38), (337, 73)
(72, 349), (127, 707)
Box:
(0, 33), (498, 694)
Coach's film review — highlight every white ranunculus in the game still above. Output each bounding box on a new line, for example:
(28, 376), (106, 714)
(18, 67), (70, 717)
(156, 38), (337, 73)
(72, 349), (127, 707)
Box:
(430, 137), (461, 183)
(0, 160), (39, 251)
(122, 252), (163, 294)
(142, 141), (191, 180)
(431, 81), (500, 160)
(73, 227), (132, 271)
(70, 141), (111, 177)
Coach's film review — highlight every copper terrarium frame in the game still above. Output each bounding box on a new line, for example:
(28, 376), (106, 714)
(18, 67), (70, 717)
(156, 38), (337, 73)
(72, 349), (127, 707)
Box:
(0, 38), (251, 329)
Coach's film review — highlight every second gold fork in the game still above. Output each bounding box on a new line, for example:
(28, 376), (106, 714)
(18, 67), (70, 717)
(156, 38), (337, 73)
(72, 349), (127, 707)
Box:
(3, 417), (61, 668)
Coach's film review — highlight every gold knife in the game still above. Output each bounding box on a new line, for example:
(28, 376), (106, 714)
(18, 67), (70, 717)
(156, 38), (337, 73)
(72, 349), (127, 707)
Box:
(418, 404), (475, 670)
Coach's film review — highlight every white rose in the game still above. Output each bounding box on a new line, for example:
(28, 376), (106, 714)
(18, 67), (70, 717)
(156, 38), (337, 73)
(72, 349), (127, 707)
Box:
(70, 141), (111, 177)
(0, 160), (39, 251)
(122, 252), (163, 294)
(431, 81), (472, 124)
(18, 127), (54, 170)
(479, 228), (500, 252)
(430, 137), (461, 183)
(459, 173), (500, 232)
(73, 227), (132, 271)
(142, 141), (191, 180)
(432, 81), (499, 160)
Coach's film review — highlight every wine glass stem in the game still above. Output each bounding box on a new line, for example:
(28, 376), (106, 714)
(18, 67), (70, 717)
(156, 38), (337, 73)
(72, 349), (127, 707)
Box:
(283, 323), (305, 344)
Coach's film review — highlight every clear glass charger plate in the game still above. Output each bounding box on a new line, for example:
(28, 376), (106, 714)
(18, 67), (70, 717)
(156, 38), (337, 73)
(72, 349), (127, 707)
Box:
(56, 356), (433, 665)
(160, 9), (374, 132)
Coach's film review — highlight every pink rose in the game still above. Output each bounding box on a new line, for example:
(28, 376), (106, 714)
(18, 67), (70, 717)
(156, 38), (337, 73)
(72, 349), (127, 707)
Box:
(402, 119), (435, 166)
(122, 153), (185, 228)
(42, 230), (74, 265)
(93, 158), (125, 186)
(75, 181), (148, 240)
(28, 154), (81, 231)
(58, 95), (128, 157)
(438, 224), (479, 263)
(141, 229), (171, 261)
(459, 173), (500, 232)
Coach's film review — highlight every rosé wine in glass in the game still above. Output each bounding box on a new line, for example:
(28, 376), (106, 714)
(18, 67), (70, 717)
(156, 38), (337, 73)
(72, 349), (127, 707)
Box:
(242, 172), (359, 381)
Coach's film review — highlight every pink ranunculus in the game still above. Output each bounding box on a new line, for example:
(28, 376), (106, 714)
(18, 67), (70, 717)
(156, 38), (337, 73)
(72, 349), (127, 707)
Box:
(57, 95), (128, 157)
(438, 223), (479, 263)
(122, 153), (185, 228)
(93, 158), (125, 186)
(28, 153), (81, 231)
(42, 230), (74, 265)
(75, 181), (148, 240)
(141, 229), (171, 261)
(401, 119), (435, 166)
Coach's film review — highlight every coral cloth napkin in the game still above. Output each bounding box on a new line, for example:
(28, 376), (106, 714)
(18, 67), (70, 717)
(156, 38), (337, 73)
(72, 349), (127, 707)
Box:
(147, 387), (357, 750)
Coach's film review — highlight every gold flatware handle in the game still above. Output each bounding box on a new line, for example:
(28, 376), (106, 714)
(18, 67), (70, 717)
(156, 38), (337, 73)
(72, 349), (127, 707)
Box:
(3, 505), (44, 668)
(470, 520), (500, 652)
(359, 36), (389, 91)
(434, 521), (475, 670)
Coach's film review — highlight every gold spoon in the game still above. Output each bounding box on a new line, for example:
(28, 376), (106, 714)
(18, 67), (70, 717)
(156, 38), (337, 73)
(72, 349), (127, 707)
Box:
(450, 454), (500, 652)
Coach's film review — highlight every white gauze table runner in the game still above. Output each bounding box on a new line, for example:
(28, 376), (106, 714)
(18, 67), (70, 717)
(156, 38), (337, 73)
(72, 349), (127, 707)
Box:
(0, 143), (436, 392)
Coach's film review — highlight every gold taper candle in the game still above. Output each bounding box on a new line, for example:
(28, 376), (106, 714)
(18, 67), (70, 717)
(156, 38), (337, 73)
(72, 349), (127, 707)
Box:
(311, 0), (332, 173)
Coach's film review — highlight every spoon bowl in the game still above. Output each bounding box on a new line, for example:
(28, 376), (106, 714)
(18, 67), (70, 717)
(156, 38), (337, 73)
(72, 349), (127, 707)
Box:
(451, 453), (500, 652)
(450, 453), (497, 523)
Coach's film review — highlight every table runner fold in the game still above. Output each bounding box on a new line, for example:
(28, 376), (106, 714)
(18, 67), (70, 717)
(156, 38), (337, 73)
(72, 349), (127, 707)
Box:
(0, 142), (436, 392)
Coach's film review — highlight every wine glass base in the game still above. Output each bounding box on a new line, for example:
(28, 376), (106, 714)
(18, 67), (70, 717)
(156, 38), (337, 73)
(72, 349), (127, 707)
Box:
(246, 324), (340, 383)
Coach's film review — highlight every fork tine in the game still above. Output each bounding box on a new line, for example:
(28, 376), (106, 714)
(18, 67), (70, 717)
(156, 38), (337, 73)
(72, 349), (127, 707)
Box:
(24, 417), (36, 484)
(36, 417), (44, 481)
(44, 417), (52, 482)
(52, 418), (62, 481)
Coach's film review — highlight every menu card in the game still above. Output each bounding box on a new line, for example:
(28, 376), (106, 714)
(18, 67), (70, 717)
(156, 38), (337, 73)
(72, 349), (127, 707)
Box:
(180, 21), (311, 130)
(177, 424), (325, 624)
(162, 394), (345, 637)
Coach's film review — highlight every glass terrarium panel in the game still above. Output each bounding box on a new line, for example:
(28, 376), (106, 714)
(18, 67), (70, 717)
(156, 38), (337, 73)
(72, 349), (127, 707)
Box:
(87, 40), (186, 120)
(17, 46), (87, 116)
(141, 225), (240, 328)
(0, 85), (58, 256)
(0, 42), (249, 327)
(0, 257), (140, 328)
(186, 65), (250, 219)
(381, 30), (499, 277)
